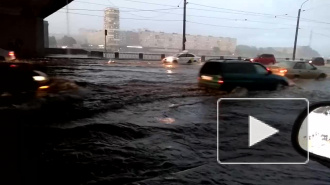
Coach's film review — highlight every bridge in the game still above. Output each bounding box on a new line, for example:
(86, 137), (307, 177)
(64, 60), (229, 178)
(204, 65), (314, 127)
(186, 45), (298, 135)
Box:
(0, 0), (73, 58)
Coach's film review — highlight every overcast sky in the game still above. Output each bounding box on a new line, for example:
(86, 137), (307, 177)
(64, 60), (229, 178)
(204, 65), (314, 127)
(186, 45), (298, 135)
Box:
(45, 0), (330, 56)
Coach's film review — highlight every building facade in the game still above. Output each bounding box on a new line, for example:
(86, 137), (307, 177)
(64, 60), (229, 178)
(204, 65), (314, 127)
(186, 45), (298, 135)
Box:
(78, 28), (237, 54)
(119, 31), (140, 46)
(104, 7), (120, 48)
(137, 29), (237, 55)
(79, 29), (103, 46)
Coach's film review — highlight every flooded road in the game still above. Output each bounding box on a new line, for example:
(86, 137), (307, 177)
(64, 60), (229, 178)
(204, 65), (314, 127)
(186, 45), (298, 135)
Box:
(11, 59), (330, 184)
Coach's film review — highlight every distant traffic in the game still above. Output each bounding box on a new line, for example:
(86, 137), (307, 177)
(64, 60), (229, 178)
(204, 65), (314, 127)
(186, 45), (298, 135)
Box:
(161, 51), (328, 92)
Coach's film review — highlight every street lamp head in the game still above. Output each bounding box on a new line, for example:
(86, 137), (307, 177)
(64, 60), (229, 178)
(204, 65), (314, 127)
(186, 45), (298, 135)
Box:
(301, 0), (310, 9)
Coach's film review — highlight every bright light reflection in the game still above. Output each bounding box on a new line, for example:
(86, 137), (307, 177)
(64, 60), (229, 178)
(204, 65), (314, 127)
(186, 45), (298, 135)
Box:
(166, 65), (173, 68)
(33, 76), (46, 81)
(167, 70), (173, 74)
(157, 117), (175, 124)
(39, 86), (49, 89)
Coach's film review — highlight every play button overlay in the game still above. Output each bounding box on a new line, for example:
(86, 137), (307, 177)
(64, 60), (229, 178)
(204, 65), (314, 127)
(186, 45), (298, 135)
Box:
(249, 116), (279, 147)
(217, 98), (309, 164)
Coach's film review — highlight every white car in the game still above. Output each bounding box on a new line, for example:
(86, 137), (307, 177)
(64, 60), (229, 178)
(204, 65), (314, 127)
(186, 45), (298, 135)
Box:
(0, 48), (15, 61)
(162, 53), (201, 64)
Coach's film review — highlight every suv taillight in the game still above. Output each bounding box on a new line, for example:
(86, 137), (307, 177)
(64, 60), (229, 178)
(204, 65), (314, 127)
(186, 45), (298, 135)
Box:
(218, 78), (224, 84)
(8, 51), (15, 57)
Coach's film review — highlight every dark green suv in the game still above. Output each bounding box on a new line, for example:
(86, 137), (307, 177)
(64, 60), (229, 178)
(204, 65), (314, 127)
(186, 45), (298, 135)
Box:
(198, 60), (289, 91)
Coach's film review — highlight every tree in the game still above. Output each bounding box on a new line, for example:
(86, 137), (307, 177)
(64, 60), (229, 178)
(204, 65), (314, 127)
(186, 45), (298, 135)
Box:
(81, 43), (89, 48)
(235, 45), (258, 57)
(60, 36), (77, 47)
(213, 47), (220, 55)
(49, 36), (57, 48)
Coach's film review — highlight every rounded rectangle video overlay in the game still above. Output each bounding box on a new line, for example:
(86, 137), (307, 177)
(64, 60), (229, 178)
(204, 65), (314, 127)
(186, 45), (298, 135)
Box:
(217, 98), (309, 165)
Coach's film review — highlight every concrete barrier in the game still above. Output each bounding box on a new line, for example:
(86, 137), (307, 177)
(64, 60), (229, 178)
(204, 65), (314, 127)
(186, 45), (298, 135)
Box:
(89, 51), (103, 58)
(45, 48), (88, 55)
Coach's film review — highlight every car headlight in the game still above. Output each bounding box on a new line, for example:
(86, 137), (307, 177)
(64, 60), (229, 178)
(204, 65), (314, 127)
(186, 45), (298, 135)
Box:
(33, 76), (47, 81)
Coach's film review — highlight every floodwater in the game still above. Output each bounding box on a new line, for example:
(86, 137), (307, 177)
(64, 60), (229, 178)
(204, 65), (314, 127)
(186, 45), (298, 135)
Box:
(6, 59), (330, 184)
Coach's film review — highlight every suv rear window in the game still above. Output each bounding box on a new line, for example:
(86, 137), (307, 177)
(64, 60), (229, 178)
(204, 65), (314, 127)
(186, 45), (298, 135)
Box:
(222, 63), (255, 74)
(260, 54), (274, 58)
(200, 62), (222, 75)
(313, 57), (324, 62)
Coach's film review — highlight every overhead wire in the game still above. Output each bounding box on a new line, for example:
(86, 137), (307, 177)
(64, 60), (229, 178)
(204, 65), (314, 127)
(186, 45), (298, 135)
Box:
(58, 11), (297, 30)
(313, 32), (330, 38)
(57, 11), (182, 21)
(63, 8), (297, 27)
(71, 0), (330, 26)
(187, 21), (293, 30)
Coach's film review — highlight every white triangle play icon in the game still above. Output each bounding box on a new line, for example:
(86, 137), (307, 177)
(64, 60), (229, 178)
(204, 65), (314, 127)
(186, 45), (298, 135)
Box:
(249, 116), (279, 147)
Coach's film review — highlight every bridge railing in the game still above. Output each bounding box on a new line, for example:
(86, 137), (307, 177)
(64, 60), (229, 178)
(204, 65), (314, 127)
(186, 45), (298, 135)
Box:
(90, 51), (311, 62)
(100, 52), (247, 62)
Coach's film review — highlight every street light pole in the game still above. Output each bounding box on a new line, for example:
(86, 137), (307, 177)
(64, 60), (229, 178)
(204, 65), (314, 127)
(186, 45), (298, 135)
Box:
(292, 0), (310, 60)
(182, 0), (187, 51)
(292, 9), (301, 61)
(66, 0), (71, 56)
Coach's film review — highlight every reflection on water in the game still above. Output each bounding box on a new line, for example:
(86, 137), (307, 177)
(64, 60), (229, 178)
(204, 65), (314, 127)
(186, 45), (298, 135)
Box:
(299, 106), (330, 158)
(156, 117), (176, 124)
(165, 64), (173, 68)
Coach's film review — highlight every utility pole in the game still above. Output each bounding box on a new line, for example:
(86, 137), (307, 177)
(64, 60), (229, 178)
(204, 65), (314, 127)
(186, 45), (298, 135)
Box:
(66, 0), (70, 36)
(182, 0), (187, 51)
(293, 0), (310, 60)
(66, 0), (71, 56)
(105, 29), (107, 53)
(292, 9), (301, 61)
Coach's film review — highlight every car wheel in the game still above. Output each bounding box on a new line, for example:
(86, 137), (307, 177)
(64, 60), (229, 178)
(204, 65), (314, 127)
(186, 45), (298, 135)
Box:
(173, 60), (178, 64)
(226, 86), (235, 93)
(293, 75), (300, 80)
(194, 60), (197, 63)
(273, 81), (288, 91)
(317, 73), (326, 80)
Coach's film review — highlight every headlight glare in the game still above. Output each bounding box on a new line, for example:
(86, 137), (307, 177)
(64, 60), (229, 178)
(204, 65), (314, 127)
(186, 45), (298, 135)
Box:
(33, 76), (46, 81)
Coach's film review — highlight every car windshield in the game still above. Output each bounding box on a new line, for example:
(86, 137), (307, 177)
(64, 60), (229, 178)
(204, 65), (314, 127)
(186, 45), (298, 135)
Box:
(5, 0), (330, 184)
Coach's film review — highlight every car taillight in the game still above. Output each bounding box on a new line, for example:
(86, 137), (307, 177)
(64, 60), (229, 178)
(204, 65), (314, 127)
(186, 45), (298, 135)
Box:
(280, 69), (288, 73)
(218, 78), (224, 84)
(8, 51), (15, 57)
(266, 67), (270, 71)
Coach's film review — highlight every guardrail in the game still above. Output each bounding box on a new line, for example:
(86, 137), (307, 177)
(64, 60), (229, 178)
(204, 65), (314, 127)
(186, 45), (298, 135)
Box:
(89, 51), (312, 62)
(102, 52), (168, 61)
(100, 52), (246, 62)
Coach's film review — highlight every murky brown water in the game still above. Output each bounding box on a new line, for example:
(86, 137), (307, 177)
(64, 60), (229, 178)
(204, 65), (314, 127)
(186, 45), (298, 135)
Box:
(6, 59), (330, 184)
